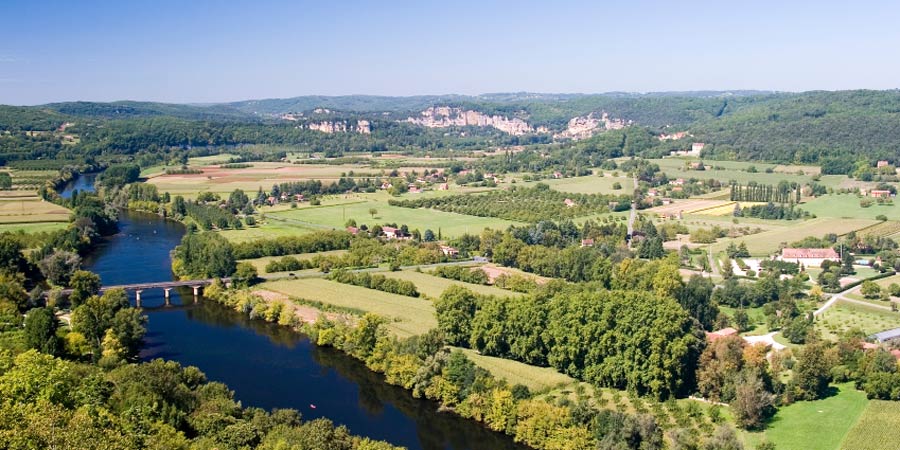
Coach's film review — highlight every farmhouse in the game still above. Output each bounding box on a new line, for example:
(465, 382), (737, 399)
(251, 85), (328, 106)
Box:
(382, 226), (400, 239)
(581, 238), (594, 247)
(564, 198), (576, 207)
(439, 245), (459, 257)
(691, 142), (705, 154)
(870, 327), (900, 343)
(705, 327), (738, 342)
(346, 226), (359, 235)
(877, 160), (890, 168)
(870, 189), (892, 198)
(779, 248), (839, 266)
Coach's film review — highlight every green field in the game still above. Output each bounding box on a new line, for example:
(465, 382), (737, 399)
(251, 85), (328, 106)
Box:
(240, 250), (349, 273)
(456, 348), (574, 392)
(268, 200), (521, 238)
(802, 193), (900, 220)
(650, 158), (816, 186)
(841, 399), (900, 450)
(382, 269), (522, 299)
(742, 383), (868, 450)
(711, 218), (878, 256)
(816, 301), (900, 341)
(261, 278), (437, 337)
(0, 221), (68, 234)
(542, 173), (632, 194)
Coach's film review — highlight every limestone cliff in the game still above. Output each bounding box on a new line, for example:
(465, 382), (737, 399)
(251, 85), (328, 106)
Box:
(553, 112), (628, 140)
(405, 106), (537, 135)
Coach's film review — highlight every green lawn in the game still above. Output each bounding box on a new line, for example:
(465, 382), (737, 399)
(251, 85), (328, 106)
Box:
(841, 399), (900, 450)
(382, 269), (522, 299)
(261, 278), (437, 337)
(802, 193), (900, 220)
(816, 301), (900, 341)
(269, 200), (521, 238)
(456, 348), (574, 392)
(742, 383), (868, 450)
(649, 158), (816, 186)
(0, 222), (68, 234)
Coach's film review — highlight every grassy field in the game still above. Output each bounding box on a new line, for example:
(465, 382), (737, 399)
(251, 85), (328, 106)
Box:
(456, 348), (574, 392)
(381, 269), (523, 299)
(0, 196), (70, 224)
(542, 173), (632, 194)
(841, 399), (900, 450)
(268, 200), (521, 238)
(742, 383), (868, 450)
(261, 278), (437, 337)
(0, 222), (68, 234)
(802, 193), (900, 220)
(650, 158), (816, 186)
(711, 217), (878, 256)
(240, 250), (349, 273)
(816, 301), (900, 341)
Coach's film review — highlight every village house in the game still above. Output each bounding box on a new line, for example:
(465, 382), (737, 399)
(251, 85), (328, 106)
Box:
(580, 238), (594, 248)
(661, 198), (673, 205)
(346, 226), (359, 235)
(648, 188), (659, 197)
(564, 198), (576, 207)
(877, 160), (890, 168)
(382, 226), (400, 239)
(439, 245), (459, 257)
(438, 183), (449, 191)
(670, 178), (685, 186)
(553, 171), (563, 179)
(779, 248), (840, 266)
(705, 327), (738, 342)
(380, 182), (392, 190)
(691, 142), (705, 154)
(870, 189), (892, 199)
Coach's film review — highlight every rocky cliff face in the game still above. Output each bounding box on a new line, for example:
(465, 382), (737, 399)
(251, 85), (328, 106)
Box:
(406, 106), (537, 135)
(306, 120), (370, 134)
(553, 112), (628, 140)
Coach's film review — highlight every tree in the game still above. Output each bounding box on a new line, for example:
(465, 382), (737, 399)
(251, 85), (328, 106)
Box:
(423, 229), (436, 242)
(861, 280), (882, 299)
(793, 341), (832, 400)
(734, 309), (750, 332)
(71, 289), (144, 361)
(24, 307), (60, 355)
(233, 262), (258, 288)
(677, 275), (718, 330)
(732, 371), (774, 429)
(171, 232), (236, 279)
(434, 286), (479, 346)
(38, 250), (81, 286)
(369, 208), (378, 218)
(68, 270), (101, 307)
(0, 233), (27, 274)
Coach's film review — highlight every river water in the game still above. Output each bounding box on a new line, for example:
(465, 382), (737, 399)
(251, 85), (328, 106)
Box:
(81, 210), (524, 450)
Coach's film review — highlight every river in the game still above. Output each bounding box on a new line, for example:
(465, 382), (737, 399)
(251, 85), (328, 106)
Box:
(82, 210), (524, 450)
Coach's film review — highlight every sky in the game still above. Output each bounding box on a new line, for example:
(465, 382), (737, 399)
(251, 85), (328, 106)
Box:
(2, 0), (900, 105)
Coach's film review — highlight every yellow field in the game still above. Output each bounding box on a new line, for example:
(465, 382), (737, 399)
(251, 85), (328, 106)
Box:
(0, 197), (70, 224)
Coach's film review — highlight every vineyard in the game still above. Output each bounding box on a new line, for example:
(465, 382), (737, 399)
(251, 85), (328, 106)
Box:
(841, 400), (900, 450)
(857, 220), (900, 238)
(389, 184), (631, 222)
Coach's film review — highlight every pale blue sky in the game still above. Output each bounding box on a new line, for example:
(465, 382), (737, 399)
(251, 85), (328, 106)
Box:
(1, 0), (899, 105)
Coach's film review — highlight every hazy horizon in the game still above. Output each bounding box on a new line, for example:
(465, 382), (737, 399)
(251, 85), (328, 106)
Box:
(3, 0), (900, 105)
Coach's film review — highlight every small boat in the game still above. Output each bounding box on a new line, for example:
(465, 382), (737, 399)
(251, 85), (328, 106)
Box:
(309, 404), (317, 409)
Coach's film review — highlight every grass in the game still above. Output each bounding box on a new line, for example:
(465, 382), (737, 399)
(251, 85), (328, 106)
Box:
(841, 399), (900, 450)
(710, 217), (878, 256)
(816, 301), (900, 341)
(0, 197), (70, 224)
(218, 221), (323, 243)
(802, 193), (900, 220)
(261, 278), (437, 337)
(0, 222), (68, 234)
(381, 269), (523, 299)
(649, 158), (816, 186)
(239, 249), (349, 273)
(456, 348), (574, 392)
(742, 383), (868, 450)
(542, 172), (632, 194)
(269, 200), (521, 238)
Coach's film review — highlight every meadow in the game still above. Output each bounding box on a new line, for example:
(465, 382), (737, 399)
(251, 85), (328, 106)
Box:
(239, 249), (349, 273)
(456, 348), (574, 392)
(260, 278), (437, 337)
(381, 269), (523, 299)
(802, 193), (900, 220)
(541, 172), (632, 194)
(741, 383), (868, 450)
(710, 217), (877, 256)
(649, 158), (816, 185)
(840, 399), (900, 450)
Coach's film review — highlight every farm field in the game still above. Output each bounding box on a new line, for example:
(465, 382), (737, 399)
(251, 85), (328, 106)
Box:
(261, 278), (437, 337)
(456, 348), (574, 392)
(649, 158), (816, 185)
(742, 383), (867, 450)
(239, 249), (349, 273)
(381, 269), (523, 299)
(218, 220), (323, 243)
(857, 220), (900, 238)
(542, 173), (632, 194)
(816, 301), (900, 341)
(0, 196), (70, 224)
(268, 200), (522, 238)
(841, 399), (900, 450)
(801, 193), (900, 220)
(650, 199), (768, 217)
(0, 221), (68, 234)
(711, 217), (878, 255)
